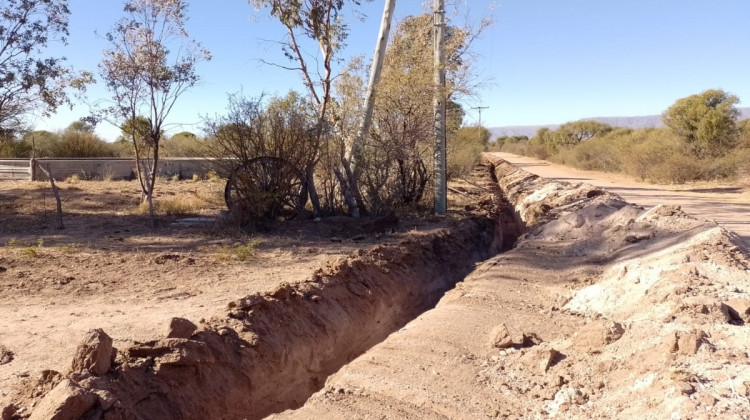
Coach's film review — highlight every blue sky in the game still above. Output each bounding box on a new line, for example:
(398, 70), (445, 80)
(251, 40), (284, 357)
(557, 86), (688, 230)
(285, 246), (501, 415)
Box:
(35, 0), (750, 141)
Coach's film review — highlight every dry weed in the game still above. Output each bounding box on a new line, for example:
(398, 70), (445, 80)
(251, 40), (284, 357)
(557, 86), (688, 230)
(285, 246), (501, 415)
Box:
(65, 174), (81, 184)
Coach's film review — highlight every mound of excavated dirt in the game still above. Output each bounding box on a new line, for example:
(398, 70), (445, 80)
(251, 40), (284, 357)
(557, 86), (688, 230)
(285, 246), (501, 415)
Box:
(268, 156), (750, 419)
(5, 157), (750, 420)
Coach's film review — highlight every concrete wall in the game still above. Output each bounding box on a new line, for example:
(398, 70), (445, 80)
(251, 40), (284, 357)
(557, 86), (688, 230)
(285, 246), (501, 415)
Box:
(0, 160), (31, 180)
(0, 158), (228, 181)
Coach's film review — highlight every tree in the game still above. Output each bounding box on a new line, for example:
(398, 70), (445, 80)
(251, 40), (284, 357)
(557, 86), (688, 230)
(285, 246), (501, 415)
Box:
(53, 123), (115, 157)
(663, 89), (740, 157)
(162, 131), (207, 157)
(347, 0), (396, 216)
(22, 130), (60, 157)
(447, 125), (488, 179)
(66, 120), (96, 133)
(358, 12), (487, 208)
(251, 0), (371, 217)
(0, 0), (92, 134)
(97, 0), (210, 225)
(557, 120), (612, 143)
(0, 129), (31, 157)
(494, 135), (528, 146)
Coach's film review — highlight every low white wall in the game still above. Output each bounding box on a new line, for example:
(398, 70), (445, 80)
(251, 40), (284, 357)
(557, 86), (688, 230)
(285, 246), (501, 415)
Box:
(0, 158), (228, 181)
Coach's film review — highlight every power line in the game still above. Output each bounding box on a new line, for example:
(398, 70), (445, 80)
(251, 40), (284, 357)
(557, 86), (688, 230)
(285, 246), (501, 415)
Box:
(471, 106), (489, 127)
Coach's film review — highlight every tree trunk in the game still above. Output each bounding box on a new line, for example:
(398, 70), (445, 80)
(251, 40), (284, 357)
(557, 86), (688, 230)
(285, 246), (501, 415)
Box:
(37, 165), (64, 230)
(305, 164), (322, 217)
(348, 0), (396, 168)
(343, 0), (397, 218)
(333, 166), (359, 219)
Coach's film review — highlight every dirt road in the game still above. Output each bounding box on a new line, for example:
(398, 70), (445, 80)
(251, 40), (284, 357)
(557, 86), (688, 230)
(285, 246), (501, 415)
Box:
(492, 152), (750, 245)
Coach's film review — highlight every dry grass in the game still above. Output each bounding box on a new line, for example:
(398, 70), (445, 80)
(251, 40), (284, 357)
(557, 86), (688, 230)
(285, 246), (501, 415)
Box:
(200, 241), (260, 262)
(3, 237), (45, 259)
(64, 174), (81, 184)
(138, 195), (207, 215)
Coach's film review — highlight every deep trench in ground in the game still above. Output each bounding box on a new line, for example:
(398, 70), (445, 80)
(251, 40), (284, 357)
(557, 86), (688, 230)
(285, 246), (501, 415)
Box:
(228, 162), (526, 420)
(257, 220), (524, 419)
(16, 163), (527, 420)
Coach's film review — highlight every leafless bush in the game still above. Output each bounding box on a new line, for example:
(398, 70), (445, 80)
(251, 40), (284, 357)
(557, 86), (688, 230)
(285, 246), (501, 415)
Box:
(203, 93), (322, 223)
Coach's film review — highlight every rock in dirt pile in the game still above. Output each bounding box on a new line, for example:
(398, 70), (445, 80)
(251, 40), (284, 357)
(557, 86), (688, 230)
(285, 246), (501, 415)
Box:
(4, 156), (750, 420)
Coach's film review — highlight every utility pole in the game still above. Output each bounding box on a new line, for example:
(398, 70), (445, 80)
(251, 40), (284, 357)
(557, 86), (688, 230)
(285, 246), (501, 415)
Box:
(472, 105), (489, 143)
(433, 0), (447, 214)
(472, 106), (489, 127)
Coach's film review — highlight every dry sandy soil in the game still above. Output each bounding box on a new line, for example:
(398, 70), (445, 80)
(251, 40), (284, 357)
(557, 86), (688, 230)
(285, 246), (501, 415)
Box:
(2, 156), (750, 419)
(0, 171), (495, 417)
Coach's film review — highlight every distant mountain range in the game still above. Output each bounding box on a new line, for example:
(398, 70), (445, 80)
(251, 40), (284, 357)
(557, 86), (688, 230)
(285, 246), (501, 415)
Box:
(488, 107), (750, 139)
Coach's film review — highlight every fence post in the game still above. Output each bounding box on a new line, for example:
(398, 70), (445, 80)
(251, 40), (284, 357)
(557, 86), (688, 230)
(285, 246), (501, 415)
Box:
(29, 158), (36, 181)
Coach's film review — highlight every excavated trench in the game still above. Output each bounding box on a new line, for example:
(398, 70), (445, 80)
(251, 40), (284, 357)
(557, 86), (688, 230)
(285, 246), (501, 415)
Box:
(17, 155), (749, 420)
(12, 161), (526, 420)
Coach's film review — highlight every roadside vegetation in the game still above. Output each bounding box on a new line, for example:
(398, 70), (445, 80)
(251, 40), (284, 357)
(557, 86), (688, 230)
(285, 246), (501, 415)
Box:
(0, 0), (491, 224)
(495, 89), (750, 184)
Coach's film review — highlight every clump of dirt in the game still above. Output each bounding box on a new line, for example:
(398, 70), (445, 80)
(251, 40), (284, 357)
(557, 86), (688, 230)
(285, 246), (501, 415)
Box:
(0, 346), (12, 365)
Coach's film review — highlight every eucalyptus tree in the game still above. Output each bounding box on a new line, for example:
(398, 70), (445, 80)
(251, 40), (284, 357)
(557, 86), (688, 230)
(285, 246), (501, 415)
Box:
(98, 0), (210, 224)
(0, 0), (91, 137)
(250, 0), (372, 217)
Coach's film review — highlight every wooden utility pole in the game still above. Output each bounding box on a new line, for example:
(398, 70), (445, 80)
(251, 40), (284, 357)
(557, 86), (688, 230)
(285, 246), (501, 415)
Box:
(472, 105), (489, 143)
(472, 106), (489, 126)
(433, 0), (447, 214)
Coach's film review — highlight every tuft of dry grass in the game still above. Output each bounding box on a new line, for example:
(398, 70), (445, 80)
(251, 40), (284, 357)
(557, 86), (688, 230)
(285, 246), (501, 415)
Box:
(4, 237), (45, 258)
(137, 196), (204, 215)
(205, 170), (222, 182)
(65, 174), (81, 184)
(201, 241), (259, 262)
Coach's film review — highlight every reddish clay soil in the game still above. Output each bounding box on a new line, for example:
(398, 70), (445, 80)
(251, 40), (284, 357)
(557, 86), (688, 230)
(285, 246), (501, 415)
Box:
(2, 156), (750, 420)
(0, 169), (501, 418)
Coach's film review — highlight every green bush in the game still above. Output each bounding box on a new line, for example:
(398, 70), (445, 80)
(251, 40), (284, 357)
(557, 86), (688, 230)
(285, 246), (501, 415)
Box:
(53, 129), (117, 157)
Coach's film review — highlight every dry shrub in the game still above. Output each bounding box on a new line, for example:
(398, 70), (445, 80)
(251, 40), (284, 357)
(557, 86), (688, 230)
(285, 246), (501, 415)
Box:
(552, 126), (749, 183)
(137, 196), (205, 215)
(552, 129), (636, 172)
(447, 134), (485, 179)
(205, 170), (221, 182)
(706, 148), (750, 181)
(65, 173), (81, 184)
(500, 142), (550, 160)
(642, 154), (706, 184)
